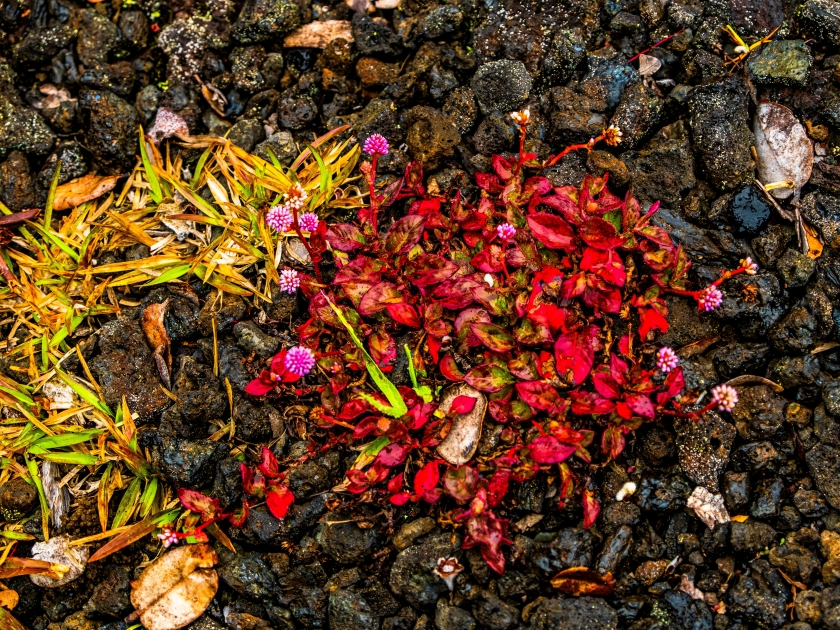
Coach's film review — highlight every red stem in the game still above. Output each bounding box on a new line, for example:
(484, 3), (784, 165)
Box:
(368, 154), (380, 235)
(628, 29), (685, 63)
(292, 207), (323, 284)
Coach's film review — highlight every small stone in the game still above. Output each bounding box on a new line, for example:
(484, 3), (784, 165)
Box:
(390, 533), (461, 608)
(393, 517), (436, 550)
(750, 478), (784, 518)
(622, 121), (696, 206)
(748, 40), (813, 87)
(0, 477), (38, 521)
(636, 560), (670, 586)
(233, 321), (279, 357)
(675, 412), (736, 492)
(801, 0), (840, 46)
(542, 29), (586, 87)
(800, 191), (840, 249)
(722, 471), (751, 511)
(609, 84), (663, 149)
(435, 600), (475, 630)
(78, 89), (139, 174)
(255, 131), (298, 165)
(0, 94), (55, 160)
(526, 597), (618, 630)
(232, 0), (301, 44)
(351, 12), (401, 56)
(405, 107), (460, 170)
(728, 183), (773, 235)
(776, 248), (817, 288)
(30, 537), (89, 588)
(470, 60), (533, 115)
(319, 509), (380, 564)
(579, 48), (639, 109)
(730, 520), (777, 554)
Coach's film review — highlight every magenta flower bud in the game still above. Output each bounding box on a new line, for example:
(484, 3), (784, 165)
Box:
(496, 222), (516, 241)
(285, 346), (315, 376)
(740, 257), (759, 275)
(656, 347), (679, 373)
(267, 205), (293, 233)
(710, 384), (739, 412)
(363, 133), (390, 156)
(299, 212), (319, 232)
(157, 527), (179, 548)
(278, 269), (300, 294)
(698, 286), (723, 312)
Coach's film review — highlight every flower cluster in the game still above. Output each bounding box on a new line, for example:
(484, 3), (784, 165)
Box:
(363, 133), (390, 156)
(278, 268), (300, 294)
(266, 183), (309, 234)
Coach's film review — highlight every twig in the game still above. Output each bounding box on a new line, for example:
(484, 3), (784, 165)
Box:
(754, 179), (796, 222)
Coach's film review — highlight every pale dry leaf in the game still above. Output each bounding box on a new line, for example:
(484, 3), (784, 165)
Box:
(638, 54), (662, 77)
(42, 378), (77, 410)
(30, 536), (88, 588)
(142, 300), (172, 389)
(679, 574), (705, 601)
(158, 202), (200, 241)
(344, 0), (370, 11)
(130, 543), (218, 630)
(514, 513), (544, 532)
(283, 20), (354, 48)
(686, 486), (730, 530)
(0, 589), (19, 610)
(753, 101), (813, 201)
(436, 384), (487, 466)
(53, 173), (121, 212)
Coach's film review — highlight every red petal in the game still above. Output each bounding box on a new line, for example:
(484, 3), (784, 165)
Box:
(266, 484), (295, 519)
(528, 436), (577, 464)
(451, 395), (477, 414)
(583, 489), (600, 529)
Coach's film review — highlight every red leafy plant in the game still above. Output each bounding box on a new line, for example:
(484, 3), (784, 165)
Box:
(236, 115), (752, 574)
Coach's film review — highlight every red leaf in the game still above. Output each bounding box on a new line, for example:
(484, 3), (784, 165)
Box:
(359, 282), (403, 316)
(266, 484), (295, 519)
(470, 322), (515, 352)
(602, 426), (626, 460)
(326, 223), (367, 252)
(178, 489), (220, 521)
(526, 213), (576, 250)
(658, 367), (686, 404)
(413, 461), (442, 503)
(569, 390), (616, 415)
(369, 329), (396, 368)
(450, 395), (477, 414)
(554, 325), (600, 386)
(406, 254), (459, 287)
(390, 491), (412, 505)
(333, 257), (385, 285)
(487, 469), (510, 506)
(386, 303), (422, 328)
(338, 398), (370, 420)
(638, 308), (668, 339)
(516, 381), (561, 411)
(385, 215), (425, 254)
(431, 277), (481, 310)
(592, 371), (621, 400)
(376, 443), (408, 466)
(528, 436), (577, 464)
(257, 446), (281, 478)
(462, 511), (510, 574)
(440, 355), (465, 381)
(241, 464), (265, 498)
(228, 500), (249, 527)
(387, 472), (404, 495)
(443, 465), (478, 501)
(245, 372), (276, 396)
(583, 489), (600, 529)
(578, 217), (625, 250)
(464, 364), (515, 393)
(625, 392), (655, 418)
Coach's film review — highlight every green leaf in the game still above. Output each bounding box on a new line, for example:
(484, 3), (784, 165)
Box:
(362, 436), (390, 457)
(305, 143), (331, 205)
(0, 384), (34, 407)
(190, 148), (212, 190)
(142, 263), (192, 287)
(603, 210), (622, 232)
(112, 477), (142, 528)
(138, 477), (158, 518)
(139, 129), (163, 204)
(405, 344), (432, 403)
(55, 370), (113, 417)
(33, 429), (103, 450)
(24, 456), (49, 539)
(324, 293), (407, 418)
(36, 452), (99, 465)
(43, 159), (61, 231)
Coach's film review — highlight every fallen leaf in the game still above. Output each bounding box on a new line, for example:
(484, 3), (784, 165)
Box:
(0, 607), (25, 630)
(53, 173), (121, 212)
(676, 336), (721, 359)
(803, 221), (823, 259)
(731, 514), (749, 522)
(812, 342), (840, 354)
(0, 557), (68, 580)
(29, 537), (88, 588)
(375, 0), (400, 6)
(88, 512), (169, 563)
(753, 101), (813, 201)
(142, 300), (172, 389)
(283, 20), (353, 48)
(686, 486), (730, 530)
(436, 384), (488, 466)
(638, 54), (662, 76)
(678, 573), (704, 601)
(130, 543), (218, 630)
(0, 589), (18, 609)
(514, 513), (544, 532)
(724, 374), (783, 392)
(550, 567), (616, 596)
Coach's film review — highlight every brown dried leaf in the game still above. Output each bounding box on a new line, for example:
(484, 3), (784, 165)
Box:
(88, 514), (162, 563)
(753, 101), (813, 201)
(53, 173), (121, 212)
(804, 221), (823, 259)
(731, 514), (749, 523)
(0, 590), (18, 610)
(283, 20), (354, 48)
(724, 374), (783, 392)
(142, 300), (172, 389)
(130, 543), (218, 630)
(435, 384), (487, 466)
(0, 607), (25, 630)
(0, 557), (67, 580)
(676, 337), (720, 359)
(550, 567), (616, 597)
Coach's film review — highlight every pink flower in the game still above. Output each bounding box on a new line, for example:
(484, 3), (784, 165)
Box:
(299, 212), (319, 232)
(284, 346), (315, 376)
(363, 134), (390, 156)
(157, 527), (179, 548)
(284, 183), (308, 211)
(496, 223), (516, 241)
(697, 286), (723, 312)
(740, 257), (759, 275)
(278, 269), (300, 294)
(656, 347), (679, 372)
(267, 205), (293, 233)
(710, 384), (738, 412)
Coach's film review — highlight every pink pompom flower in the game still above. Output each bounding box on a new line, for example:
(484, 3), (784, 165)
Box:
(157, 527), (179, 548)
(740, 257), (759, 275)
(656, 347), (679, 372)
(697, 286), (723, 312)
(284, 346), (315, 377)
(278, 269), (300, 294)
(299, 212), (319, 232)
(496, 223), (516, 241)
(267, 205), (293, 233)
(710, 384), (739, 412)
(363, 134), (390, 156)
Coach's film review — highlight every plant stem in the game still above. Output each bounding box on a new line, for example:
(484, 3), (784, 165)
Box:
(291, 207), (323, 283)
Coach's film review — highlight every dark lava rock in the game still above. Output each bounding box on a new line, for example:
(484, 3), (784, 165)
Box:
(723, 471), (751, 511)
(801, 191), (840, 249)
(236, 495), (329, 546)
(11, 23), (76, 66)
(352, 12), (401, 56)
(769, 305), (818, 353)
(435, 600), (475, 630)
(802, 0), (840, 46)
(227, 118), (265, 152)
(318, 509), (380, 564)
(233, 321), (279, 357)
(650, 590), (713, 630)
(350, 98), (404, 149)
(750, 477), (785, 518)
(711, 342), (771, 379)
(405, 107), (459, 169)
(75, 9), (119, 67)
(217, 548), (277, 599)
(211, 456), (245, 509)
(728, 183), (773, 234)
(687, 75), (754, 190)
(89, 318), (171, 422)
(470, 60), (533, 115)
(769, 542), (820, 583)
(118, 11), (150, 52)
(255, 131), (298, 166)
(526, 597), (617, 630)
(143, 432), (229, 488)
(543, 87), (608, 145)
(38, 141), (88, 189)
(794, 488), (828, 518)
(767, 354), (821, 390)
(531, 528), (595, 577)
(725, 572), (787, 629)
(596, 525), (633, 574)
(748, 39), (813, 87)
(173, 356), (228, 424)
(232, 0), (301, 44)
(639, 424), (677, 466)
(543, 29), (586, 87)
(675, 412), (736, 492)
(442, 86), (478, 135)
(0, 151), (34, 211)
(83, 565), (131, 618)
(399, 6), (463, 43)
(610, 84), (663, 149)
(0, 94), (55, 159)
(637, 475), (692, 511)
(777, 248), (817, 288)
(809, 442), (840, 511)
(78, 89), (140, 174)
(232, 397), (276, 443)
(472, 591), (519, 630)
(731, 385), (786, 441)
(752, 223), (795, 268)
(329, 586), (378, 630)
(389, 533), (461, 608)
(217, 342), (252, 393)
(580, 48), (639, 109)
(279, 94), (318, 130)
(730, 519), (778, 554)
(473, 112), (515, 155)
(622, 120), (696, 206)
(0, 476), (38, 520)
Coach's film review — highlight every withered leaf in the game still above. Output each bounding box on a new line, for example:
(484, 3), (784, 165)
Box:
(436, 384), (487, 466)
(724, 374), (783, 392)
(754, 101), (813, 201)
(550, 567), (616, 597)
(142, 299), (172, 389)
(0, 589), (18, 610)
(0, 557), (68, 581)
(53, 173), (122, 212)
(130, 543), (218, 630)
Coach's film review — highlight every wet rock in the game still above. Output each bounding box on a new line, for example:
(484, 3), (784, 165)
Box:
(233, 321), (279, 357)
(255, 131), (298, 166)
(769, 542), (820, 584)
(752, 224), (795, 268)
(801, 0), (840, 46)
(731, 386), (786, 441)
(393, 517), (436, 550)
(38, 141), (87, 189)
(750, 478), (785, 518)
(542, 29), (586, 87)
(237, 495), (330, 546)
(287, 452), (338, 496)
(543, 87), (608, 145)
(609, 84), (663, 149)
(75, 9), (118, 67)
(232, 0), (301, 44)
(587, 151), (630, 186)
(218, 548), (277, 599)
(526, 597), (618, 630)
(470, 60), (533, 115)
(318, 508), (380, 564)
(531, 528), (595, 577)
(350, 98), (404, 149)
(118, 10), (149, 53)
(0, 151), (34, 212)
(748, 40), (813, 87)
(473, 112), (515, 155)
(471, 591), (518, 630)
(639, 424), (677, 466)
(622, 120), (696, 206)
(725, 572), (787, 629)
(687, 75), (754, 190)
(89, 318), (171, 422)
(12, 24), (76, 66)
(675, 413), (736, 492)
(722, 471), (751, 511)
(636, 559), (669, 585)
(596, 525), (633, 574)
(400, 6), (463, 43)
(767, 354), (821, 390)
(794, 488), (828, 518)
(435, 600), (475, 630)
(352, 13), (401, 56)
(0, 94), (55, 159)
(442, 86), (478, 135)
(279, 94), (318, 130)
(405, 107), (459, 170)
(580, 48), (639, 109)
(770, 306), (817, 354)
(329, 587), (378, 630)
(78, 90), (139, 174)
(227, 118), (265, 152)
(728, 183), (773, 235)
(390, 533), (461, 608)
(217, 342), (252, 393)
(84, 565), (131, 619)
(777, 248), (817, 288)
(730, 520), (778, 554)
(801, 191), (840, 249)
(230, 46), (267, 93)
(211, 456), (245, 508)
(143, 432), (229, 488)
(712, 342), (771, 380)
(232, 397), (275, 443)
(158, 16), (226, 84)
(823, 380), (840, 417)
(638, 475), (692, 511)
(809, 441), (840, 511)
(731, 440), (784, 473)
(174, 356), (228, 424)
(0, 476), (38, 520)
(198, 292), (247, 335)
(141, 287), (200, 342)
(651, 590), (713, 630)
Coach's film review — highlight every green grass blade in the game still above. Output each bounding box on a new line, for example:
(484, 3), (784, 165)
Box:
(55, 370), (113, 417)
(305, 144), (330, 205)
(142, 263), (192, 287)
(138, 477), (158, 518)
(112, 477), (142, 528)
(139, 128), (163, 204)
(33, 429), (103, 450)
(24, 456), (49, 540)
(190, 147), (212, 190)
(43, 159), (62, 231)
